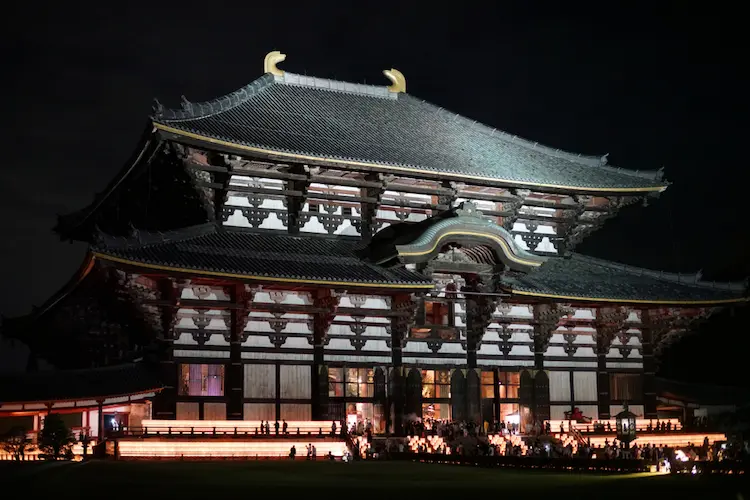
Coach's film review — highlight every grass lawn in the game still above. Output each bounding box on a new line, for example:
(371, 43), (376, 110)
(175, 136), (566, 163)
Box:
(1, 460), (746, 498)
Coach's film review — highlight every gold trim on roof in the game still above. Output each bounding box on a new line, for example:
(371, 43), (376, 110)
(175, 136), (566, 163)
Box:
(92, 252), (435, 290)
(264, 51), (286, 76)
(383, 68), (406, 93)
(506, 287), (749, 305)
(398, 230), (543, 267)
(152, 123), (667, 193)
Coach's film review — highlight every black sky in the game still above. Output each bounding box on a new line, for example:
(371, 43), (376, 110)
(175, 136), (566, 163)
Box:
(2, 4), (747, 383)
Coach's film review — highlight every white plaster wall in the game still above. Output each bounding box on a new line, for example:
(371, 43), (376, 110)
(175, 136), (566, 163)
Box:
(241, 352), (313, 361)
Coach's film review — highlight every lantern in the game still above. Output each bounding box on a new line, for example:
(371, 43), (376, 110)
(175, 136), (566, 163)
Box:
(615, 403), (637, 446)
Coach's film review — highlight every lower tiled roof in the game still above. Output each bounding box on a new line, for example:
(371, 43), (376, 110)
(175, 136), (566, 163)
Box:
(0, 363), (162, 404)
(503, 254), (748, 304)
(92, 224), (432, 288)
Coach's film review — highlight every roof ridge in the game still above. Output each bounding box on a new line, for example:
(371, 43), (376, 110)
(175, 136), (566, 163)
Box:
(277, 72), (397, 100)
(406, 95), (665, 181)
(93, 222), (217, 250)
(569, 253), (748, 292)
(152, 73), (276, 122)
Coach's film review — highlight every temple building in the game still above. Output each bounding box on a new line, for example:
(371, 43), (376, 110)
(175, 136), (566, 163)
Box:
(3, 52), (747, 442)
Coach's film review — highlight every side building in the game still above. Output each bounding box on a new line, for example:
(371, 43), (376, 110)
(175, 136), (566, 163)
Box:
(4, 52), (746, 436)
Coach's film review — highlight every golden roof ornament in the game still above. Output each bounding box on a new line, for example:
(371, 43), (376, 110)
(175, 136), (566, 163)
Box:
(264, 51), (286, 76)
(383, 68), (406, 93)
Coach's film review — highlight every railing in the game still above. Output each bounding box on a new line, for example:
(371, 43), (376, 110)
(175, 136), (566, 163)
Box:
(390, 452), (652, 473)
(112, 426), (342, 439)
(569, 427), (587, 447)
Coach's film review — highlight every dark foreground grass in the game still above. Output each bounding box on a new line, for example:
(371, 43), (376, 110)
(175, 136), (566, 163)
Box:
(1, 460), (746, 499)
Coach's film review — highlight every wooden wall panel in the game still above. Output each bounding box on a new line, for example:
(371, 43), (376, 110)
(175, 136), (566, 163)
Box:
(280, 365), (311, 399)
(176, 402), (199, 420)
(280, 404), (312, 421)
(244, 364), (276, 398)
(204, 402), (227, 421)
(243, 403), (276, 420)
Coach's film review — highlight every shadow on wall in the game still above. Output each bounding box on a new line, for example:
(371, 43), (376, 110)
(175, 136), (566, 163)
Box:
(0, 332), (54, 373)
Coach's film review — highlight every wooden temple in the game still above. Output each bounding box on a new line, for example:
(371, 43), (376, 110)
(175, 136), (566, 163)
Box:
(3, 52), (747, 446)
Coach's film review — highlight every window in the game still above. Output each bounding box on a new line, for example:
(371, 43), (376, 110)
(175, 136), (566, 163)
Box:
(481, 370), (495, 399)
(329, 367), (373, 398)
(421, 370), (451, 398)
(179, 364), (224, 396)
(610, 373), (642, 401)
(425, 301), (451, 325)
(498, 372), (520, 399)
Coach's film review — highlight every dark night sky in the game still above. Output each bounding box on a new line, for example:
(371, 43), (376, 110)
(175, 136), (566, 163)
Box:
(2, 4), (747, 383)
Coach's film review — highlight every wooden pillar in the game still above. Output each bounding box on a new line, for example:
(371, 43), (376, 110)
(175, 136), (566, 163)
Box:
(594, 327), (611, 420)
(463, 276), (496, 424)
(493, 368), (501, 424)
(640, 309), (658, 419)
(97, 400), (105, 442)
(153, 278), (180, 420)
(311, 290), (339, 420)
(390, 294), (415, 435)
(227, 284), (252, 420)
(593, 307), (626, 420)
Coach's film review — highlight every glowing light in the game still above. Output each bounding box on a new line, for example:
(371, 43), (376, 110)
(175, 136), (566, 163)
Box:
(117, 440), (347, 458)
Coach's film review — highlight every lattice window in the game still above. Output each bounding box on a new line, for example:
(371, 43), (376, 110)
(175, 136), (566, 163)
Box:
(179, 364), (224, 396)
(328, 367), (374, 398)
(499, 372), (520, 399)
(421, 369), (451, 398)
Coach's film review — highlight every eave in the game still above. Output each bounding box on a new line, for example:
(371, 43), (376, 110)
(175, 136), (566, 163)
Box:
(502, 286), (749, 306)
(154, 123), (668, 196)
(92, 252), (434, 292)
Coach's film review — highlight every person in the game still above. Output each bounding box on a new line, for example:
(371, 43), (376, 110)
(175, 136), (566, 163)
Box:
(332, 421), (337, 436)
(328, 450), (334, 461)
(274, 420), (280, 435)
(312, 445), (317, 460)
(282, 420), (288, 435)
(306, 444), (311, 460)
(289, 445), (296, 460)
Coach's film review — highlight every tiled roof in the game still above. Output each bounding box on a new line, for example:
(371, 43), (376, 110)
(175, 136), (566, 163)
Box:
(153, 72), (666, 191)
(0, 363), (162, 404)
(503, 254), (748, 304)
(92, 224), (432, 288)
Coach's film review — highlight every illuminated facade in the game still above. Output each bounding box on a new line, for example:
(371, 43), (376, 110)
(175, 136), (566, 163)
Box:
(4, 52), (747, 436)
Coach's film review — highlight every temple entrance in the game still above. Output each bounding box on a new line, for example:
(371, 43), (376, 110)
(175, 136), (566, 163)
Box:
(345, 402), (385, 435)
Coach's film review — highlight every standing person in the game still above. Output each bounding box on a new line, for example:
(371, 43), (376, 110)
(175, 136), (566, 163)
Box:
(289, 445), (296, 460)
(282, 420), (288, 435)
(312, 445), (317, 460)
(332, 421), (337, 436)
(274, 420), (280, 435)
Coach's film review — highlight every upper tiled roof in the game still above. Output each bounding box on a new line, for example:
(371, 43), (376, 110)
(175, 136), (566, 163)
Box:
(503, 254), (748, 304)
(0, 363), (161, 404)
(152, 72), (667, 192)
(92, 224), (432, 288)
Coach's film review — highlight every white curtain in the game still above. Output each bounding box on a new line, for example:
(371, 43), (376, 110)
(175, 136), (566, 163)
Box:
(204, 402), (226, 421)
(243, 403), (276, 421)
(280, 365), (311, 399)
(244, 364), (276, 398)
(176, 402), (199, 420)
(280, 404), (312, 421)
(573, 372), (597, 402)
(549, 371), (571, 402)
